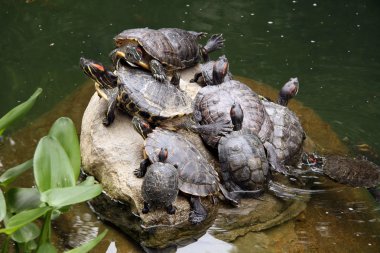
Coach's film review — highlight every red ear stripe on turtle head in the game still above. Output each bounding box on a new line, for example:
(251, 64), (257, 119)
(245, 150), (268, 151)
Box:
(91, 63), (105, 72)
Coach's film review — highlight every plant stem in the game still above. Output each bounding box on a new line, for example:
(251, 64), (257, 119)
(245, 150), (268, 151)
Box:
(0, 235), (10, 253)
(38, 210), (52, 246)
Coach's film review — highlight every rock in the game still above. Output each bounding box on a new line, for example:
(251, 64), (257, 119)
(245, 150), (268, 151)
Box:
(81, 92), (218, 250)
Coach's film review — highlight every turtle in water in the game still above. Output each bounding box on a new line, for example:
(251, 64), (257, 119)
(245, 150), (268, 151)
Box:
(260, 78), (306, 169)
(133, 117), (240, 225)
(80, 57), (191, 126)
(218, 103), (270, 193)
(141, 148), (179, 214)
(110, 28), (224, 82)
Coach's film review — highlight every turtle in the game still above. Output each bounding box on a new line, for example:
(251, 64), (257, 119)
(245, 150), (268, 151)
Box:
(260, 78), (306, 168)
(218, 103), (270, 193)
(192, 56), (286, 173)
(141, 148), (179, 214)
(110, 28), (225, 82)
(80, 57), (191, 126)
(133, 117), (240, 225)
(190, 58), (233, 86)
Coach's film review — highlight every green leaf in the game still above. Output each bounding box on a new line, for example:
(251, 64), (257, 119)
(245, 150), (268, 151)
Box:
(5, 188), (41, 214)
(33, 136), (76, 192)
(0, 189), (5, 222)
(11, 222), (40, 243)
(0, 88), (42, 134)
(49, 117), (81, 180)
(40, 184), (102, 209)
(36, 242), (57, 253)
(78, 176), (95, 186)
(64, 229), (108, 253)
(0, 206), (52, 235)
(0, 159), (33, 187)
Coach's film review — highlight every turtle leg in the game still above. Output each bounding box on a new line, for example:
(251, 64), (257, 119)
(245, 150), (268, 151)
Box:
(150, 59), (167, 82)
(200, 34), (225, 61)
(190, 72), (203, 83)
(102, 93), (118, 126)
(142, 202), (150, 214)
(218, 183), (240, 207)
(190, 120), (233, 136)
(188, 196), (207, 225)
(134, 158), (151, 178)
(220, 163), (244, 193)
(166, 204), (176, 215)
(170, 71), (181, 87)
(263, 141), (288, 175)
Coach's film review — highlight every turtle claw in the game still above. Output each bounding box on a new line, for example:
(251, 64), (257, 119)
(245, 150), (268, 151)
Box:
(102, 116), (113, 126)
(189, 210), (207, 225)
(166, 205), (176, 215)
(133, 168), (144, 178)
(153, 73), (167, 82)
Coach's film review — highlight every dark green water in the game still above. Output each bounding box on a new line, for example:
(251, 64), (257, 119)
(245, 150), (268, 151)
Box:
(1, 0), (380, 252)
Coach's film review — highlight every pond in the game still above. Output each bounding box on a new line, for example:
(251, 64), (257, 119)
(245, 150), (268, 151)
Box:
(1, 0), (380, 252)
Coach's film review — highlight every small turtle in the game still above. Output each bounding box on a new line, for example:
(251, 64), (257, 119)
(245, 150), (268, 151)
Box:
(111, 28), (224, 82)
(190, 58), (232, 86)
(323, 155), (380, 188)
(141, 148), (179, 214)
(80, 57), (192, 126)
(133, 117), (239, 225)
(218, 103), (270, 192)
(261, 78), (306, 167)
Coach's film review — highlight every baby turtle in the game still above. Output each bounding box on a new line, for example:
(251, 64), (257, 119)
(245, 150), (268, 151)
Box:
(111, 28), (224, 82)
(133, 117), (239, 225)
(141, 148), (179, 214)
(218, 103), (270, 192)
(79, 57), (192, 126)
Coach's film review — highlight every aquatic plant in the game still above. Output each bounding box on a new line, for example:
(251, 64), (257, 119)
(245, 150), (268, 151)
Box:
(0, 89), (107, 253)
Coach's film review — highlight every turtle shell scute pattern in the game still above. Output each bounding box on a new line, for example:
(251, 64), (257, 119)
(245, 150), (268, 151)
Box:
(145, 128), (220, 197)
(142, 162), (179, 207)
(324, 155), (380, 187)
(219, 130), (269, 190)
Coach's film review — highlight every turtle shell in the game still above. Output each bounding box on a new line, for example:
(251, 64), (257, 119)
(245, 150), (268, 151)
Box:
(114, 28), (203, 69)
(193, 80), (273, 149)
(144, 128), (219, 197)
(199, 60), (232, 86)
(262, 100), (305, 166)
(219, 129), (269, 191)
(142, 162), (179, 207)
(116, 65), (192, 122)
(323, 155), (380, 187)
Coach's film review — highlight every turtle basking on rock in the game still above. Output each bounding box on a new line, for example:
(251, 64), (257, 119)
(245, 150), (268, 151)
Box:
(110, 28), (224, 82)
(141, 148), (179, 214)
(133, 117), (240, 224)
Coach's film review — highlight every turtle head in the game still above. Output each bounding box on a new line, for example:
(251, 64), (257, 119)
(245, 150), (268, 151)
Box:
(110, 45), (143, 67)
(212, 55), (229, 85)
(230, 103), (244, 131)
(158, 148), (168, 163)
(132, 116), (153, 139)
(79, 57), (117, 89)
(278, 77), (299, 106)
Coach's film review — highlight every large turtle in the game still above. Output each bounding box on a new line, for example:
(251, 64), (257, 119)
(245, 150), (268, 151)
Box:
(111, 28), (224, 82)
(133, 117), (240, 225)
(260, 78), (306, 168)
(218, 103), (270, 192)
(141, 148), (179, 214)
(80, 57), (192, 126)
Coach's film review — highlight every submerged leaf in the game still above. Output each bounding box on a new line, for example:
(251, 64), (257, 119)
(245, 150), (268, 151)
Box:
(5, 188), (41, 214)
(49, 117), (81, 180)
(33, 136), (76, 192)
(0, 189), (5, 222)
(0, 88), (42, 134)
(40, 184), (102, 209)
(64, 229), (108, 253)
(0, 159), (33, 187)
(0, 206), (52, 235)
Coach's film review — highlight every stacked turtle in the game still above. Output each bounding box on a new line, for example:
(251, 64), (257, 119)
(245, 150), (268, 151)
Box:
(79, 27), (309, 224)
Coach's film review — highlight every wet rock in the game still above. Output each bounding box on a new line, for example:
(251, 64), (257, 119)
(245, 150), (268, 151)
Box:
(81, 92), (218, 250)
